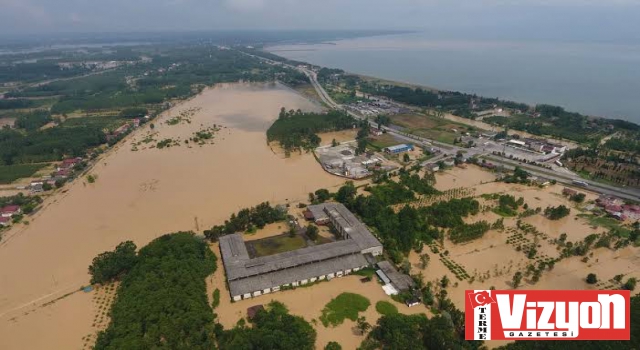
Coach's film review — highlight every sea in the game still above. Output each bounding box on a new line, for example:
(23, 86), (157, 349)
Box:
(268, 32), (640, 124)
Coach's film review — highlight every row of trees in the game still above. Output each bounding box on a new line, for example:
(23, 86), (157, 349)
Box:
(203, 202), (287, 241)
(0, 122), (106, 165)
(544, 205), (570, 220)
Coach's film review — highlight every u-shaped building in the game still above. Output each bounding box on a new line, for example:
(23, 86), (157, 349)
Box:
(219, 202), (383, 301)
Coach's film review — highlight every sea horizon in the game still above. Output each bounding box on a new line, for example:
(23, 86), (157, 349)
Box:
(268, 32), (640, 125)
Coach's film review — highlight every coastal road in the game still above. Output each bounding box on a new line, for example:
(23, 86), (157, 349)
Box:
(300, 66), (640, 202)
(245, 50), (640, 201)
(484, 155), (640, 202)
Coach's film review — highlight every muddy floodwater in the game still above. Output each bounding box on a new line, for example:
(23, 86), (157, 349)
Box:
(0, 83), (347, 349)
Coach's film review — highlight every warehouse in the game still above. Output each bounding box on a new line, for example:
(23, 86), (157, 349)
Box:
(383, 144), (414, 154)
(220, 202), (383, 301)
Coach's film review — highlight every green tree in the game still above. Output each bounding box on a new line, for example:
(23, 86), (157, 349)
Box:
(586, 273), (598, 284)
(625, 278), (637, 291)
(88, 241), (138, 284)
(419, 253), (430, 269)
(335, 181), (357, 205)
(357, 316), (372, 335)
(512, 271), (523, 289)
(440, 275), (450, 289)
(314, 189), (331, 202)
(220, 301), (316, 350)
(325, 342), (342, 350)
(403, 153), (410, 162)
(306, 224), (319, 241)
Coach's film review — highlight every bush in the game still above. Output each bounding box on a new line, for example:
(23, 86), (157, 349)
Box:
(625, 278), (637, 291)
(320, 293), (371, 327)
(375, 301), (399, 316)
(586, 273), (598, 284)
(212, 288), (220, 309)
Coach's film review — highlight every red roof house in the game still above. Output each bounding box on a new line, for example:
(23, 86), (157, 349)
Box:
(1, 205), (21, 218)
(0, 216), (11, 226)
(60, 157), (82, 169)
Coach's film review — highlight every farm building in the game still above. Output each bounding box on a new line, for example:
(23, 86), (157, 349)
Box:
(376, 261), (415, 294)
(383, 144), (414, 154)
(220, 202), (383, 301)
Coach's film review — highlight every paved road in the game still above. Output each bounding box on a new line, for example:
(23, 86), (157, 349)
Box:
(484, 156), (640, 202)
(244, 50), (640, 202)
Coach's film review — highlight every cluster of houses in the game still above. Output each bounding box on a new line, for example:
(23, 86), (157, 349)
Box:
(106, 117), (144, 142)
(0, 205), (21, 227)
(507, 138), (567, 155)
(345, 98), (410, 117)
(595, 194), (640, 222)
(563, 189), (640, 222)
(24, 157), (83, 193)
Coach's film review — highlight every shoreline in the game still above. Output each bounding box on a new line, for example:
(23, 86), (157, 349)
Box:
(266, 40), (640, 126)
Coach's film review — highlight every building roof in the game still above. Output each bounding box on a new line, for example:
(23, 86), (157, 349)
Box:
(377, 261), (415, 292)
(0, 216), (10, 223)
(316, 202), (381, 251)
(247, 305), (265, 319)
(1, 205), (20, 214)
(384, 144), (412, 152)
(376, 269), (391, 284)
(219, 202), (382, 297)
(228, 253), (368, 297)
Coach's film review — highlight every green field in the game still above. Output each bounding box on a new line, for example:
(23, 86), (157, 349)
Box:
(375, 300), (399, 316)
(367, 133), (402, 150)
(391, 113), (477, 144)
(0, 164), (47, 184)
(250, 234), (308, 257)
(578, 214), (632, 237)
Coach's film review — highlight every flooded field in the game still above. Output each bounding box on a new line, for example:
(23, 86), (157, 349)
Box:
(208, 242), (431, 350)
(411, 166), (640, 314)
(0, 83), (348, 349)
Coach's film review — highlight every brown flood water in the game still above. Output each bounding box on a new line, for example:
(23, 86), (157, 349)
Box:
(0, 83), (348, 349)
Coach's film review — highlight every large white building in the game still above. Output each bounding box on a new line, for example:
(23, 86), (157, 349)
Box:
(219, 203), (383, 301)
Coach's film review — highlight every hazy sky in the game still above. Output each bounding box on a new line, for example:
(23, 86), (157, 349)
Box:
(1, 0), (639, 42)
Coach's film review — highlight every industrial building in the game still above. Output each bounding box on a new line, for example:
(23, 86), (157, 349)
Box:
(383, 144), (414, 154)
(219, 202), (383, 301)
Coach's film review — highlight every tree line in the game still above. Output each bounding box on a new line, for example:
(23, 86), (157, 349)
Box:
(203, 202), (287, 241)
(267, 108), (357, 155)
(94, 233), (218, 350)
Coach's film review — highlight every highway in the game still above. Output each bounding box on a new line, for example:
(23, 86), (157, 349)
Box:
(243, 50), (640, 202)
(299, 67), (640, 201)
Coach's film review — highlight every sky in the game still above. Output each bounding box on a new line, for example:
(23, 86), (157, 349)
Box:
(1, 0), (640, 42)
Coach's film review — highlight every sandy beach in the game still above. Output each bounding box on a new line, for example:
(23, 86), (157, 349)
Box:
(0, 83), (348, 349)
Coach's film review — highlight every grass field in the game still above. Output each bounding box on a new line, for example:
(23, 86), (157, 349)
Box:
(375, 301), (399, 316)
(320, 292), (371, 327)
(391, 113), (477, 144)
(61, 115), (127, 130)
(0, 163), (47, 184)
(578, 214), (633, 237)
(250, 234), (308, 257)
(367, 133), (402, 150)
